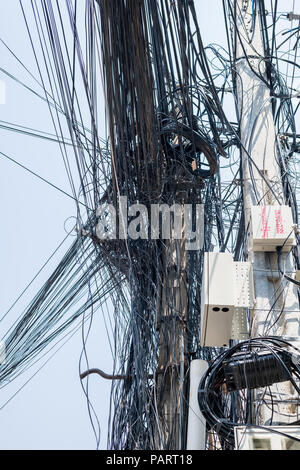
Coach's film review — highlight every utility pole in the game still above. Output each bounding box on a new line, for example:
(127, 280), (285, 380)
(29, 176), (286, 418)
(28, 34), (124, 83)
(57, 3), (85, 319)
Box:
(233, 0), (300, 425)
(156, 184), (189, 450)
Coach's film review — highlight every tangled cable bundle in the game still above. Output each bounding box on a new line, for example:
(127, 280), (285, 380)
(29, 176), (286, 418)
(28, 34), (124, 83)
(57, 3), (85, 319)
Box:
(198, 338), (300, 448)
(0, 0), (299, 450)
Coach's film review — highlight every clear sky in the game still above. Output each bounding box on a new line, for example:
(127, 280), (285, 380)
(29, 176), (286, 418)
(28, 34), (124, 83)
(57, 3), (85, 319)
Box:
(0, 0), (296, 450)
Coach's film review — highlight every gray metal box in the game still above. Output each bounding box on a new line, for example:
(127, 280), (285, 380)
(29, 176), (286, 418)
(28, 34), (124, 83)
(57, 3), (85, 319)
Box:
(251, 205), (295, 252)
(201, 253), (254, 347)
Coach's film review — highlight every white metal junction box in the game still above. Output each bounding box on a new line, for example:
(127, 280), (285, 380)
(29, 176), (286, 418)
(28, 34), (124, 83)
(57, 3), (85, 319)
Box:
(234, 426), (300, 450)
(200, 253), (254, 347)
(251, 205), (295, 252)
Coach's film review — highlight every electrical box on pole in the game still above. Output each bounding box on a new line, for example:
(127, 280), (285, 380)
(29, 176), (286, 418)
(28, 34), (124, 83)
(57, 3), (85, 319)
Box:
(200, 252), (254, 347)
(251, 205), (295, 252)
(234, 426), (300, 450)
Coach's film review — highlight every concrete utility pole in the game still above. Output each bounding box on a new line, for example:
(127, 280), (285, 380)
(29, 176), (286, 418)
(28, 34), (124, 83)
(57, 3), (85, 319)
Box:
(156, 190), (188, 450)
(233, 0), (300, 425)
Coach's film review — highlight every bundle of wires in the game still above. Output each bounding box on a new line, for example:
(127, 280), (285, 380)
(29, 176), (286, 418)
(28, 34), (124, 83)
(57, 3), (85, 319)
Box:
(0, 235), (127, 386)
(198, 337), (300, 448)
(0, 0), (299, 450)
